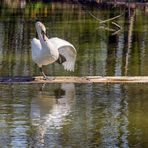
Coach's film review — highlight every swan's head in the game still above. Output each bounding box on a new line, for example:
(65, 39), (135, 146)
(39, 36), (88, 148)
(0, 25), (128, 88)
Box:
(35, 21), (47, 41)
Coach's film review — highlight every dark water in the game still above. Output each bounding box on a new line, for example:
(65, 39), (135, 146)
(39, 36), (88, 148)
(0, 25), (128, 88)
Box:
(0, 1), (148, 147)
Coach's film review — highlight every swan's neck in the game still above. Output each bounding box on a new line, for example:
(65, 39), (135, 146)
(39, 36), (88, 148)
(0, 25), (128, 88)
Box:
(37, 31), (54, 52)
(37, 31), (45, 46)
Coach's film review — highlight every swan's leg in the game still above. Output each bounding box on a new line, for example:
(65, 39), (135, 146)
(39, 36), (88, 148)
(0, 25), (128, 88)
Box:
(39, 67), (48, 80)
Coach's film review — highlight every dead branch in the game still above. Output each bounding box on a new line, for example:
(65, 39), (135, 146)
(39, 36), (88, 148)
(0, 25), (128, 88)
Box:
(85, 10), (123, 35)
(99, 13), (124, 24)
(77, 1), (123, 35)
(111, 22), (122, 35)
(87, 11), (102, 22)
(99, 26), (115, 32)
(111, 29), (121, 36)
(111, 22), (122, 30)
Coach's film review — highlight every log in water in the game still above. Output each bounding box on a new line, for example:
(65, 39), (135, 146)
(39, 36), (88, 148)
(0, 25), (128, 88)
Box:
(1, 76), (148, 83)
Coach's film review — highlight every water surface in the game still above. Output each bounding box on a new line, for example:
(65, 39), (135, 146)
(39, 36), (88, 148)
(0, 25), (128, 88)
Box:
(0, 1), (148, 147)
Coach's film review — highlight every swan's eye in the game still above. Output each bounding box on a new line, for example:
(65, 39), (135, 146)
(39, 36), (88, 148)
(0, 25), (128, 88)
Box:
(41, 30), (46, 35)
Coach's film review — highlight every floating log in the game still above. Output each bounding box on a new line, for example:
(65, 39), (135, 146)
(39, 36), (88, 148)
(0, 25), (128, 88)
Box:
(1, 76), (148, 83)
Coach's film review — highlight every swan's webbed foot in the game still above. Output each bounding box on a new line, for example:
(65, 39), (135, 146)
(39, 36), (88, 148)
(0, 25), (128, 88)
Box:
(43, 75), (49, 80)
(39, 67), (56, 81)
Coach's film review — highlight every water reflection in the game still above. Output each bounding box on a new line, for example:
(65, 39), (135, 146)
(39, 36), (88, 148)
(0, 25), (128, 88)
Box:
(30, 83), (75, 147)
(0, 84), (33, 147)
(99, 84), (129, 148)
(1, 83), (148, 147)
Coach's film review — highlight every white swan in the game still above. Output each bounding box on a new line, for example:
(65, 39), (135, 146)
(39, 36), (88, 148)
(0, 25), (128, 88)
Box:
(31, 21), (77, 79)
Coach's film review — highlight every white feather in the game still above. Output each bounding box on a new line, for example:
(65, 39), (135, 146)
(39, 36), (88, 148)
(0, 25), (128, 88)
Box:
(49, 37), (77, 71)
(31, 38), (59, 67)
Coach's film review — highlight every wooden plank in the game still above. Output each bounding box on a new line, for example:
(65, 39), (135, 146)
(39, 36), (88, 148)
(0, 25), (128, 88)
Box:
(1, 76), (148, 83)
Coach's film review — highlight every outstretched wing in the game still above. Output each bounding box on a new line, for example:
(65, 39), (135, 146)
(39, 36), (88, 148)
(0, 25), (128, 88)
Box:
(49, 37), (77, 71)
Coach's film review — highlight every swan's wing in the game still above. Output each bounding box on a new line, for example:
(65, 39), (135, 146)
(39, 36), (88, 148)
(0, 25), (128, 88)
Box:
(31, 38), (42, 63)
(49, 37), (77, 71)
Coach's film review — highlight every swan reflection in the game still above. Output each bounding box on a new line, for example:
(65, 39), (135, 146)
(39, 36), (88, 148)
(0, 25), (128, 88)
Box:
(30, 83), (75, 146)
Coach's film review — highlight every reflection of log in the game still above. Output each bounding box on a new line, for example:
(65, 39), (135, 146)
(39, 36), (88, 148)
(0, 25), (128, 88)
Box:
(2, 76), (148, 83)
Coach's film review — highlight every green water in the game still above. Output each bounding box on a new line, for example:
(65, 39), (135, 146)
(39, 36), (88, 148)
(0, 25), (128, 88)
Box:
(0, 1), (148, 147)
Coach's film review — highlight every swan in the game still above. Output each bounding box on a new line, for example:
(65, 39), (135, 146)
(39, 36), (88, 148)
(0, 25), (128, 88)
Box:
(31, 21), (77, 80)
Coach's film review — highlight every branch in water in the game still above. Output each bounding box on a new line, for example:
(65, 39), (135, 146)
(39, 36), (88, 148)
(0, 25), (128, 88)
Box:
(111, 22), (122, 35)
(99, 13), (124, 24)
(87, 10), (123, 35)
(87, 11), (102, 22)
(76, 1), (123, 35)
(99, 26), (115, 32)
(111, 22), (122, 30)
(112, 29), (121, 36)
